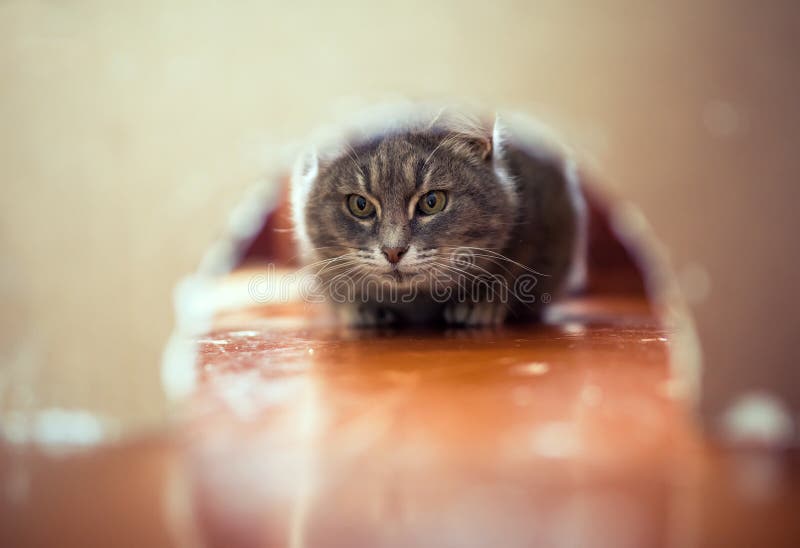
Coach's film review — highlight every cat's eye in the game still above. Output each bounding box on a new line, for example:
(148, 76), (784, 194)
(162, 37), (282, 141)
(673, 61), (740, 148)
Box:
(417, 190), (447, 215)
(347, 194), (376, 218)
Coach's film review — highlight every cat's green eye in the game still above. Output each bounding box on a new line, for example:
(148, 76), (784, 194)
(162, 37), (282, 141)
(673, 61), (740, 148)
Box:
(347, 194), (375, 218)
(417, 190), (447, 215)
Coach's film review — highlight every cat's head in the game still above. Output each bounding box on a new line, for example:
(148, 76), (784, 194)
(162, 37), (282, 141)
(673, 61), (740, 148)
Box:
(291, 114), (517, 289)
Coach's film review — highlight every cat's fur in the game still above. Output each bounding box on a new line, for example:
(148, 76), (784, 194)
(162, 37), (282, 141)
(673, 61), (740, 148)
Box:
(291, 105), (586, 326)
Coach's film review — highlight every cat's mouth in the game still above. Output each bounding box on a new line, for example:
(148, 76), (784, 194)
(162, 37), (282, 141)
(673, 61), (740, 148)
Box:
(383, 269), (406, 283)
(379, 267), (422, 285)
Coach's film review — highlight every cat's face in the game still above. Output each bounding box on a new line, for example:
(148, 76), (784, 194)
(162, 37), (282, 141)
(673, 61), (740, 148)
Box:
(296, 131), (517, 288)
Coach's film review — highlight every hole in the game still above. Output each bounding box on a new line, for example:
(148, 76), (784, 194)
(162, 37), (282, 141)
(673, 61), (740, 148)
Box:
(161, 108), (705, 545)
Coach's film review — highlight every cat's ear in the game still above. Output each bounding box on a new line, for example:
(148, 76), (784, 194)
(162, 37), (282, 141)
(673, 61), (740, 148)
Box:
(448, 131), (493, 164)
(450, 114), (510, 165)
(436, 111), (494, 165)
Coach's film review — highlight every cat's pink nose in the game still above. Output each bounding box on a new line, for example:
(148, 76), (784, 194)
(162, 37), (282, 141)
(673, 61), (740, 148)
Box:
(381, 246), (408, 265)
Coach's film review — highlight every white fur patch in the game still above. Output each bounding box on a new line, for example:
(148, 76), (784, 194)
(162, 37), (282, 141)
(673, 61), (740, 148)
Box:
(490, 115), (519, 207)
(290, 148), (319, 262)
(564, 158), (588, 292)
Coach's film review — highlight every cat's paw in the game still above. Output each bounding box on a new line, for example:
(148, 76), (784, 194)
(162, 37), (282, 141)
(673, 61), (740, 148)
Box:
(337, 304), (397, 327)
(443, 300), (507, 327)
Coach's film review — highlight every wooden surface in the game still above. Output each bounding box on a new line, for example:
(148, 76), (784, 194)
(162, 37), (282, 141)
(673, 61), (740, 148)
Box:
(2, 287), (798, 547)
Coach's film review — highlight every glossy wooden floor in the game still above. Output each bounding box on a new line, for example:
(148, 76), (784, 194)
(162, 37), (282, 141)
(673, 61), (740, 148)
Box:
(2, 286), (799, 547)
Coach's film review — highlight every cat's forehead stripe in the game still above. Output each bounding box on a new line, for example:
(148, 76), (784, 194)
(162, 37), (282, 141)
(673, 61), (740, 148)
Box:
(413, 157), (427, 190)
(367, 153), (382, 194)
(361, 160), (372, 193)
(355, 171), (368, 192)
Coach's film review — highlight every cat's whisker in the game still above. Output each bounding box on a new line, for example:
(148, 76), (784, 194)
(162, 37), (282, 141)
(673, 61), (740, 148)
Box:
(469, 254), (549, 277)
(321, 265), (364, 291)
(342, 143), (366, 180)
(307, 246), (363, 254)
(426, 264), (469, 295)
(428, 261), (484, 289)
(427, 262), (513, 310)
(440, 246), (550, 277)
(316, 253), (359, 276)
(294, 253), (359, 272)
(452, 253), (517, 278)
(423, 129), (456, 167)
(428, 248), (516, 277)
(276, 246), (361, 266)
(351, 268), (375, 291)
(316, 259), (363, 277)
(438, 264), (494, 298)
(428, 261), (521, 313)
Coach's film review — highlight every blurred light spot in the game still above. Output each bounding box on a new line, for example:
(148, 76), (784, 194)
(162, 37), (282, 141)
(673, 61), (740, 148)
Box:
(162, 334), (199, 401)
(562, 322), (585, 335)
(703, 100), (745, 138)
(513, 362), (550, 376)
(531, 421), (581, 459)
(2, 408), (113, 449)
(213, 372), (309, 420)
(32, 408), (108, 446)
(721, 391), (795, 447)
(678, 262), (711, 304)
(197, 339), (230, 345)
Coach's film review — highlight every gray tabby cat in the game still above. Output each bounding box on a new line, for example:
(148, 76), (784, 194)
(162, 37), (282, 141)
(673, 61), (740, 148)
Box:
(291, 106), (586, 326)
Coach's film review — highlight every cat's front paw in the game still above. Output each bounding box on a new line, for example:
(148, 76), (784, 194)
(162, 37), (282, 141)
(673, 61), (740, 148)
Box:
(337, 304), (397, 327)
(443, 300), (507, 327)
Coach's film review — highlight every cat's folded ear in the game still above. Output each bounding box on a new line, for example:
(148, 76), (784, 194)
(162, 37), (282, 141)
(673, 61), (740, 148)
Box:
(441, 113), (506, 165)
(446, 132), (492, 164)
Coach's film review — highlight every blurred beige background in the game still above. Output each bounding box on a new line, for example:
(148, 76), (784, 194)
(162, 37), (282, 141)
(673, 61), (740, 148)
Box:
(1, 1), (798, 436)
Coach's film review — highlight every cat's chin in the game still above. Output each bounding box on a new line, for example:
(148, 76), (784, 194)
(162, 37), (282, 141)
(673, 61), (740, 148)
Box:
(382, 269), (409, 283)
(377, 269), (422, 287)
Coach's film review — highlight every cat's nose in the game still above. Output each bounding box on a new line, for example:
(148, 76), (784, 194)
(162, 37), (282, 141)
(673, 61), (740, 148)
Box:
(381, 246), (408, 265)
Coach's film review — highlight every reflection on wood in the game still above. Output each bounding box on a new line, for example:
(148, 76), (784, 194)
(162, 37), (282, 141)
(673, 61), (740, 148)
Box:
(1, 290), (797, 547)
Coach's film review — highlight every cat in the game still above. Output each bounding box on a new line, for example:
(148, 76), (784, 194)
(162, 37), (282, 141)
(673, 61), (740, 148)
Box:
(291, 105), (587, 326)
